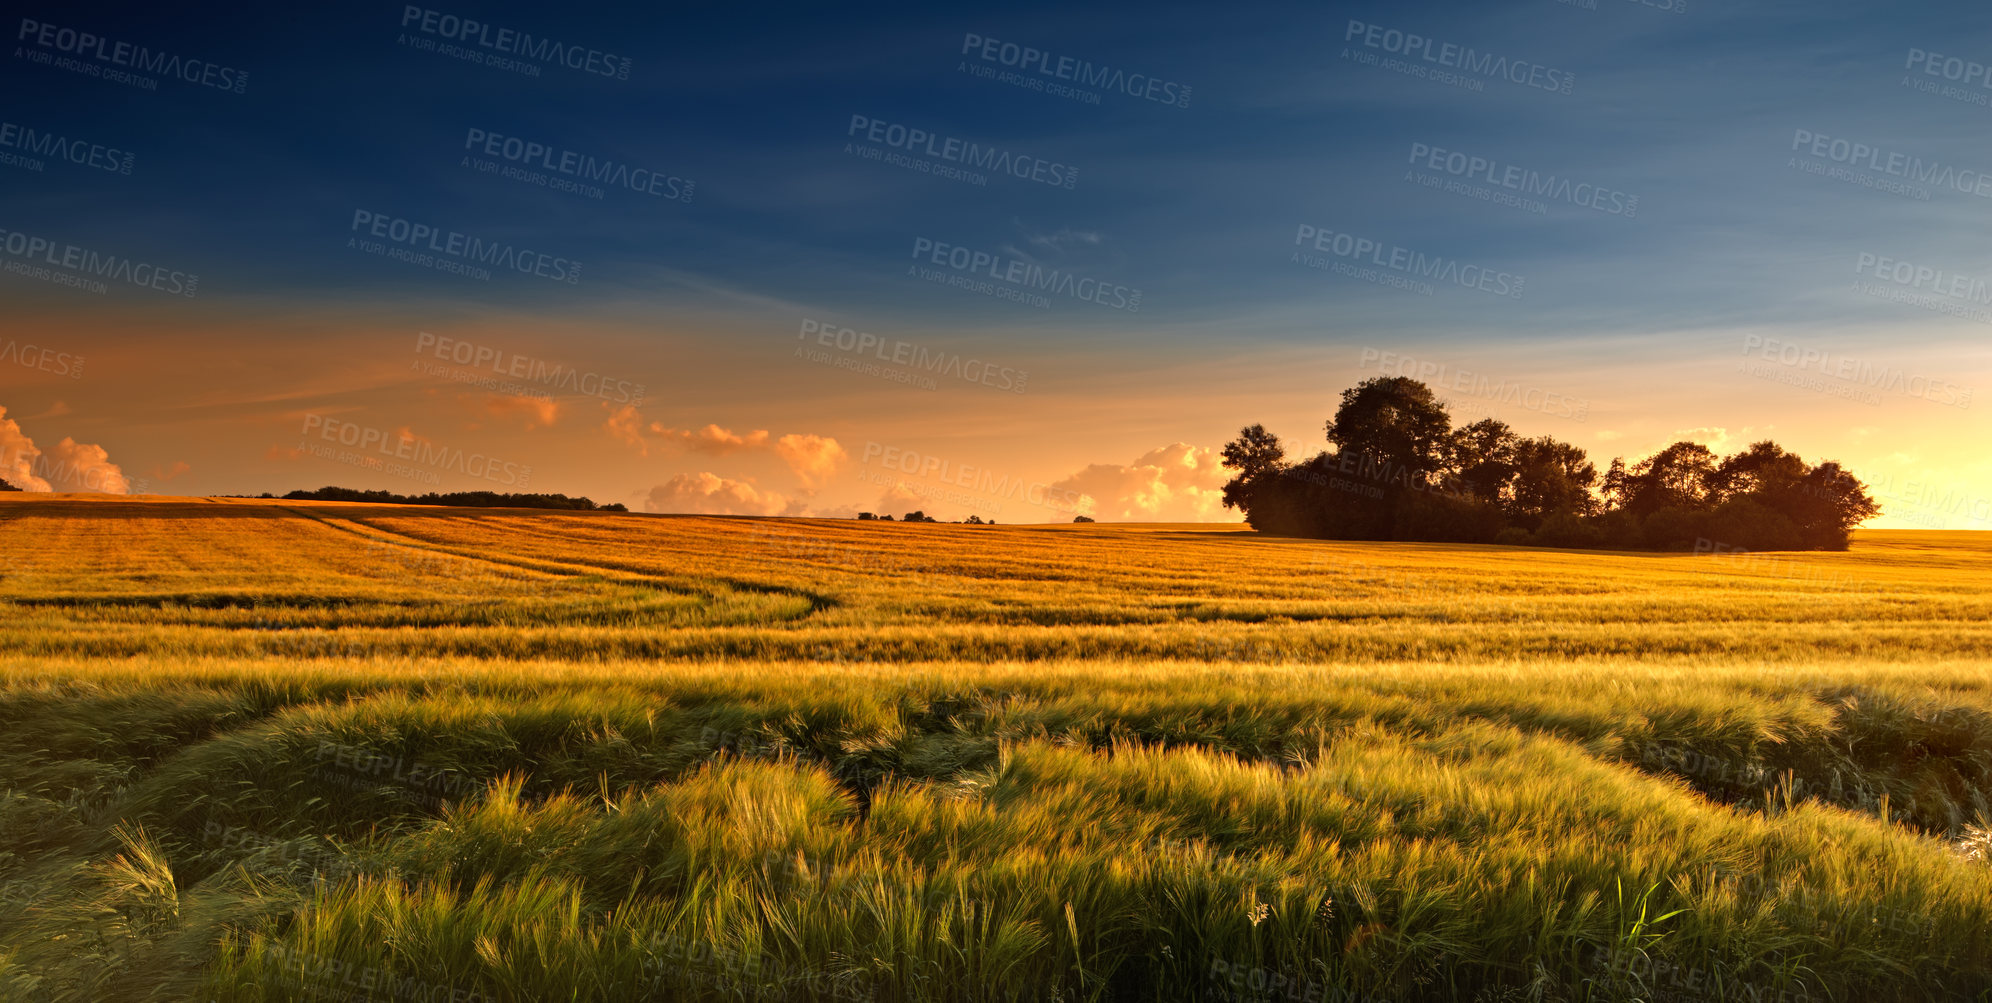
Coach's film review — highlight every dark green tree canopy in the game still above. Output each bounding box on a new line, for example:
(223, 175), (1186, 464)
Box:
(1325, 377), (1452, 485)
(1224, 378), (1877, 551)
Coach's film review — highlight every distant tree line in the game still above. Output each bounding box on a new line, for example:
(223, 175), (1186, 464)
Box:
(275, 487), (626, 512)
(857, 510), (994, 524)
(0, 478), (17, 492)
(1222, 377), (1879, 551)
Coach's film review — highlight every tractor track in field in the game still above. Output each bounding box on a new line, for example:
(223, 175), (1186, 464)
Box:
(283, 506), (840, 619)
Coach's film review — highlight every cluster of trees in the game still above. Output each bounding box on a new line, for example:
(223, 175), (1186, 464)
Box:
(277, 487), (626, 511)
(856, 511), (995, 524)
(0, 479), (17, 491)
(1222, 377), (1879, 551)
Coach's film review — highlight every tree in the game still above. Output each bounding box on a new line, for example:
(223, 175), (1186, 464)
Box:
(1712, 440), (1808, 505)
(1445, 418), (1519, 503)
(1220, 424), (1286, 514)
(1508, 435), (1597, 525)
(1621, 442), (1719, 516)
(902, 511), (937, 523)
(1073, 515), (1095, 523)
(1221, 377), (1874, 551)
(1600, 457), (1629, 511)
(1325, 377), (1453, 491)
(0, 478), (18, 492)
(1790, 461), (1879, 550)
(1221, 423), (1286, 478)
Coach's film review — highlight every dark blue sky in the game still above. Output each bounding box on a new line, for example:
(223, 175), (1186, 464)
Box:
(12, 0), (1988, 326)
(3, 0), (1988, 524)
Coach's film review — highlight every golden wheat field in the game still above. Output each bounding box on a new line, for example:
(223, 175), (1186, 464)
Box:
(3, 495), (1992, 1003)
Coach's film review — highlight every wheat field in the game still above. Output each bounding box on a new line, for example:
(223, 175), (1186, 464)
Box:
(2, 495), (1991, 1002)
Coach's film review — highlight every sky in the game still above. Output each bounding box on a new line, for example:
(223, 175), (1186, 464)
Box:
(2, 0), (1988, 528)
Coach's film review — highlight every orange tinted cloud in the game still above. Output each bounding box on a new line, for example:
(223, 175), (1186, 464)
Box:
(601, 404), (648, 454)
(150, 461), (193, 482)
(472, 393), (559, 430)
(1050, 443), (1232, 521)
(655, 424), (772, 454)
(774, 433), (848, 489)
(0, 406), (130, 494)
(642, 472), (793, 515)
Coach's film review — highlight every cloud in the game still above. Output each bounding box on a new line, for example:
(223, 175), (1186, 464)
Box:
(149, 461), (192, 482)
(0, 406), (129, 493)
(601, 404), (649, 454)
(42, 438), (131, 493)
(642, 472), (794, 516)
(862, 480), (1001, 521)
(774, 433), (847, 489)
(1049, 443), (1232, 522)
(471, 394), (558, 430)
(0, 408), (49, 491)
(655, 424), (771, 454)
(1671, 425), (1775, 451)
(873, 481), (929, 517)
(611, 416), (847, 490)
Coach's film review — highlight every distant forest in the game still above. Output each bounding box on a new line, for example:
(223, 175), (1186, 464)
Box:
(1223, 377), (1879, 551)
(274, 487), (626, 511)
(0, 482), (624, 511)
